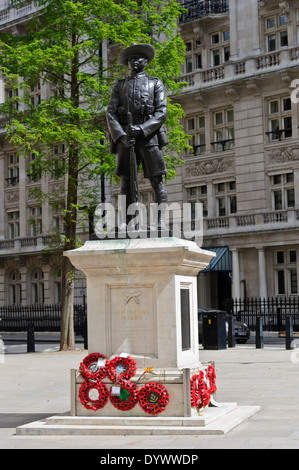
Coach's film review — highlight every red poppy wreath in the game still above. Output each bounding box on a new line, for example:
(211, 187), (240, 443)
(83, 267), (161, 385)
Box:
(107, 355), (137, 383)
(138, 382), (169, 415)
(206, 364), (217, 395)
(79, 352), (108, 381)
(78, 380), (109, 411)
(190, 371), (210, 409)
(109, 380), (139, 411)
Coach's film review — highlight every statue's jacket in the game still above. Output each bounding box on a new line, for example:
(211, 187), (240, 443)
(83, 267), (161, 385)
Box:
(106, 72), (168, 152)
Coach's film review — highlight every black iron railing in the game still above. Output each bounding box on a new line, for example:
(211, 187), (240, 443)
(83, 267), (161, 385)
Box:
(179, 0), (229, 23)
(232, 297), (299, 331)
(0, 303), (86, 334)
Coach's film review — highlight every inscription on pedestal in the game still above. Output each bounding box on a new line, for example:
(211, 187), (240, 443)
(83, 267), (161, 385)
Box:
(108, 285), (157, 357)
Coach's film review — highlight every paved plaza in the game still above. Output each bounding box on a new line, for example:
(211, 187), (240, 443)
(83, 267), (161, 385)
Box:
(1, 336), (299, 450)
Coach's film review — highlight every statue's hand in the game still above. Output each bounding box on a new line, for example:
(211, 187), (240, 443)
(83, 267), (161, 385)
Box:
(119, 135), (135, 148)
(127, 125), (143, 137)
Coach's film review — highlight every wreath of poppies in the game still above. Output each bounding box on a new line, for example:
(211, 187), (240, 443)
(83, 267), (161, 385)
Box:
(107, 355), (137, 383)
(206, 364), (217, 395)
(79, 352), (108, 381)
(78, 380), (109, 411)
(138, 382), (169, 415)
(78, 354), (218, 414)
(190, 371), (211, 409)
(190, 365), (217, 410)
(78, 353), (170, 414)
(109, 380), (139, 411)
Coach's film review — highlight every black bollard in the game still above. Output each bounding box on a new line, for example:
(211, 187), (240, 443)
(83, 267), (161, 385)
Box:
(227, 315), (235, 348)
(27, 322), (35, 353)
(285, 315), (294, 350)
(256, 315), (264, 349)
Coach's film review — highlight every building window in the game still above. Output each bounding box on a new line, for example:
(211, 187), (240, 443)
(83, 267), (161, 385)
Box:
(275, 249), (298, 296)
(140, 191), (155, 206)
(184, 39), (204, 73)
(30, 81), (41, 108)
(7, 211), (20, 239)
(141, 190), (154, 225)
(215, 181), (237, 216)
(8, 269), (22, 305)
(266, 96), (292, 141)
(271, 172), (294, 210)
(265, 14), (288, 52)
(6, 153), (19, 186)
(184, 40), (193, 74)
(185, 56), (193, 73)
(196, 53), (202, 69)
(186, 114), (206, 155)
(51, 144), (66, 179)
(187, 185), (208, 217)
(29, 206), (43, 236)
(6, 87), (19, 111)
(210, 29), (230, 66)
(31, 268), (44, 304)
(212, 109), (234, 151)
(27, 153), (42, 182)
(52, 202), (66, 233)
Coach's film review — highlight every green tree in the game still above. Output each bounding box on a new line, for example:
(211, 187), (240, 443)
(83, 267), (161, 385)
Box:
(0, 0), (190, 350)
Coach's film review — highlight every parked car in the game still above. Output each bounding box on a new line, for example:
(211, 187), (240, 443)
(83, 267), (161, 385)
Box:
(198, 308), (250, 344)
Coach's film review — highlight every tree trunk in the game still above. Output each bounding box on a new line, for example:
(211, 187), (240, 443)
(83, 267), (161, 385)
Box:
(59, 157), (79, 350)
(59, 29), (80, 351)
(60, 256), (75, 350)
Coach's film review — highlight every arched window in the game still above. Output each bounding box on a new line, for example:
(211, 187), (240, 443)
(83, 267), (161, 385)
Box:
(31, 268), (44, 304)
(8, 269), (22, 304)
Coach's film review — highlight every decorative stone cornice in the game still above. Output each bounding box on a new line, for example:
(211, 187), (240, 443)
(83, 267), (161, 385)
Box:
(193, 26), (207, 44)
(281, 71), (293, 84)
(279, 1), (290, 14)
(5, 189), (19, 205)
(225, 85), (239, 101)
(267, 146), (299, 163)
(185, 157), (234, 176)
(195, 91), (209, 106)
(246, 79), (261, 95)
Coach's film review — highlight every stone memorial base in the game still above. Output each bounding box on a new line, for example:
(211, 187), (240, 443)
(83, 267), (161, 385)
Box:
(16, 237), (260, 436)
(64, 237), (214, 419)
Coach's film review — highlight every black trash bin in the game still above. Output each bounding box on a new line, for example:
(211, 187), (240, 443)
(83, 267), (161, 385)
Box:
(202, 310), (226, 350)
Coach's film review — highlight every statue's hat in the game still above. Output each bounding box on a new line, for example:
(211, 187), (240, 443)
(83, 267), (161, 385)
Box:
(118, 43), (155, 66)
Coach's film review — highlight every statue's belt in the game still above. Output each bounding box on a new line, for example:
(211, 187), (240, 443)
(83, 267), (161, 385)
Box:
(118, 114), (152, 125)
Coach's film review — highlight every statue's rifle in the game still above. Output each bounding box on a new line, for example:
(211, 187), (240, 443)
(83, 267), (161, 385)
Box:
(127, 110), (139, 205)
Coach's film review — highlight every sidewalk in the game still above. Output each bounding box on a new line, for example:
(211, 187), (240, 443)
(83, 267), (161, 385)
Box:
(1, 342), (299, 449)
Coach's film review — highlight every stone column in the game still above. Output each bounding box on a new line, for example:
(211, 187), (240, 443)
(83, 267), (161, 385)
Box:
(257, 247), (267, 299)
(0, 152), (5, 238)
(18, 154), (27, 237)
(231, 248), (241, 299)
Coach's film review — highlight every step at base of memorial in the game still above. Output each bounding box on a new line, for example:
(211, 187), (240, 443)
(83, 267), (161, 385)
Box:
(16, 403), (260, 436)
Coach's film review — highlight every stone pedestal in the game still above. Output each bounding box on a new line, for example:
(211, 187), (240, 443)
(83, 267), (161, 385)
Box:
(15, 237), (261, 435)
(65, 237), (215, 417)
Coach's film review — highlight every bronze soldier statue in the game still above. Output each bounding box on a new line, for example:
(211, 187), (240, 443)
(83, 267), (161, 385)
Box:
(106, 43), (168, 230)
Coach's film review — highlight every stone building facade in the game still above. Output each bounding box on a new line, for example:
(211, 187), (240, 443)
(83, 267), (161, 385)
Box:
(172, 0), (299, 308)
(1, 0), (299, 310)
(0, 2), (91, 306)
